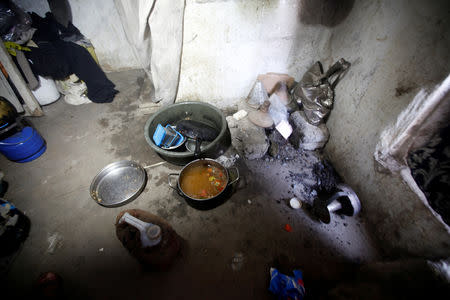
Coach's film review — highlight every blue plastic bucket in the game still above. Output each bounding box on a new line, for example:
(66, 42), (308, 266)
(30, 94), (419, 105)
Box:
(0, 126), (46, 163)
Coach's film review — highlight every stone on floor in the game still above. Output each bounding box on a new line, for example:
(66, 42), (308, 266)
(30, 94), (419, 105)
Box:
(226, 115), (269, 160)
(289, 110), (330, 151)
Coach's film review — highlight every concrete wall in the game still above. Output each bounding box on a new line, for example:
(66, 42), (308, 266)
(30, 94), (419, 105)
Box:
(68, 0), (139, 71)
(325, 0), (450, 258)
(177, 0), (334, 108)
(14, 0), (139, 71)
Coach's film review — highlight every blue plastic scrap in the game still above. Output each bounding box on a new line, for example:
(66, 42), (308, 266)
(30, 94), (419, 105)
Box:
(268, 268), (305, 300)
(152, 124), (184, 148)
(153, 124), (166, 146)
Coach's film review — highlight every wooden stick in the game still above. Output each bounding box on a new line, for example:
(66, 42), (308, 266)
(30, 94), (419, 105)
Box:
(0, 42), (43, 116)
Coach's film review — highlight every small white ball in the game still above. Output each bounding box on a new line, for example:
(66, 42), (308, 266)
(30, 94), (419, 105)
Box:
(290, 197), (301, 209)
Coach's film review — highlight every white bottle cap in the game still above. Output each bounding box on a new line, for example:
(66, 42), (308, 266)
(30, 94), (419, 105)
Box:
(147, 225), (162, 241)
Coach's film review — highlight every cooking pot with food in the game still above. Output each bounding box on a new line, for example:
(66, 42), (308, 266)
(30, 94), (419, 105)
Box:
(168, 159), (239, 210)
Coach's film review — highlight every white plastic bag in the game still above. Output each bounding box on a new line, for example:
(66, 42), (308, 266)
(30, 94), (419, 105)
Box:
(268, 93), (288, 125)
(31, 76), (60, 105)
(268, 93), (292, 139)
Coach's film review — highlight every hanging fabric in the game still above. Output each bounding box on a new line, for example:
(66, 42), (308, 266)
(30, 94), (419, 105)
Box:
(114, 0), (185, 106)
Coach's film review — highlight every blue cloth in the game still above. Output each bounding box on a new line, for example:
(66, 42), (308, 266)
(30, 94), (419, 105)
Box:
(268, 268), (305, 300)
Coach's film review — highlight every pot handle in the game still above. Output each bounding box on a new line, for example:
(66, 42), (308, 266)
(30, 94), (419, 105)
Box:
(227, 167), (240, 186)
(168, 173), (179, 190)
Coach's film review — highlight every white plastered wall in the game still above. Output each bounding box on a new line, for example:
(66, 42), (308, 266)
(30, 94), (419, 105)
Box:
(13, 0), (140, 71)
(176, 0), (333, 108)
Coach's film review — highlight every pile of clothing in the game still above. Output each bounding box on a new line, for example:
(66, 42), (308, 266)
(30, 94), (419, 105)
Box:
(0, 3), (117, 104)
(24, 13), (117, 103)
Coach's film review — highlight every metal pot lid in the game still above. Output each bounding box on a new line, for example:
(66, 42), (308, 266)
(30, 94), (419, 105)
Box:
(90, 160), (147, 207)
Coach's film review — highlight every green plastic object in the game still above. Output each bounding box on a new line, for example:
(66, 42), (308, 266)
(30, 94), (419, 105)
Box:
(144, 102), (231, 165)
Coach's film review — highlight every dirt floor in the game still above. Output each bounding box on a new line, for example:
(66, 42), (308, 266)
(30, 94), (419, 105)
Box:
(1, 70), (380, 299)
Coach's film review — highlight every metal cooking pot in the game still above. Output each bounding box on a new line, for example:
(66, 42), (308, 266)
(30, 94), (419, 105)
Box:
(0, 97), (18, 128)
(0, 97), (20, 140)
(168, 158), (239, 210)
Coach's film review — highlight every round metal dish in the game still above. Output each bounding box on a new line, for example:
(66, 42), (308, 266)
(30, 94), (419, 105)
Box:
(161, 135), (186, 150)
(90, 160), (147, 207)
(185, 138), (210, 153)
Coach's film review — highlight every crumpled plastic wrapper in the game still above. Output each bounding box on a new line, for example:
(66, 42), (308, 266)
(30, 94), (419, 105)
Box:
(268, 267), (305, 300)
(293, 58), (350, 125)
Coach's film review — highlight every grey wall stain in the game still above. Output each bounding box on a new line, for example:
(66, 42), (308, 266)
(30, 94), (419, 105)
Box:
(395, 82), (418, 97)
(299, 0), (354, 27)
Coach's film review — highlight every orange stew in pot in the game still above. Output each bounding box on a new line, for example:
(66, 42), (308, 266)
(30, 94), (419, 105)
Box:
(180, 163), (227, 199)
